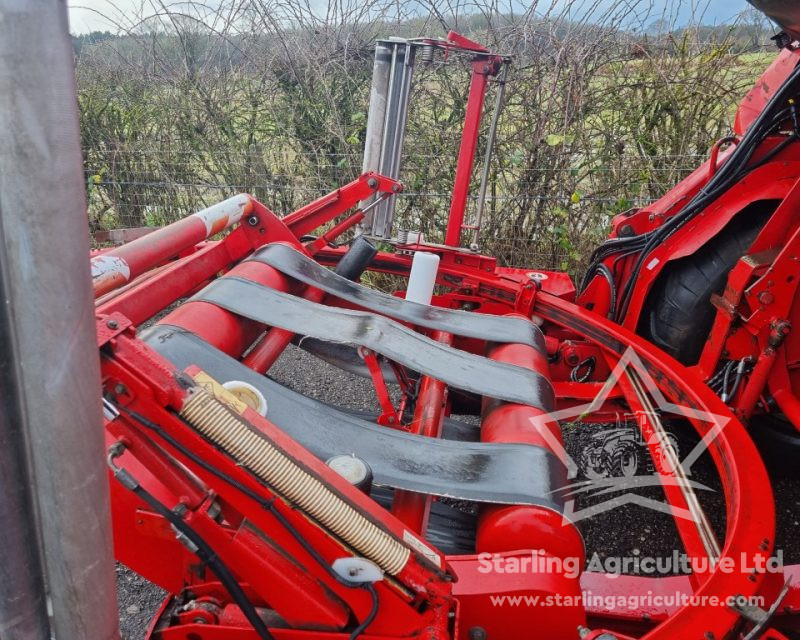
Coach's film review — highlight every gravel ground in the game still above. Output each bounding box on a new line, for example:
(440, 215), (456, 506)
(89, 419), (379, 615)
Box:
(117, 566), (165, 639)
(117, 344), (800, 637)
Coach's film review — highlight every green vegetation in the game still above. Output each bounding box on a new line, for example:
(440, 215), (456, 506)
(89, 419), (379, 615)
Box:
(75, 6), (774, 275)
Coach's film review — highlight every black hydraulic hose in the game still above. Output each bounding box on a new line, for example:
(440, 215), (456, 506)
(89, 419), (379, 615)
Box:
(593, 263), (617, 318)
(113, 402), (384, 639)
(349, 583), (379, 640)
(613, 62), (800, 321)
(629, 106), (797, 256)
(584, 103), (794, 281)
(108, 452), (275, 640)
(580, 72), (800, 303)
(581, 233), (650, 291)
(113, 403), (366, 591)
(743, 130), (798, 172)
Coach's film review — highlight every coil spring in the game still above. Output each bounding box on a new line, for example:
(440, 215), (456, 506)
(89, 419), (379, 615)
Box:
(179, 387), (411, 575)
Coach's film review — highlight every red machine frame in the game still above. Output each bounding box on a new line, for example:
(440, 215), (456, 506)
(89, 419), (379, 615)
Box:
(93, 32), (800, 640)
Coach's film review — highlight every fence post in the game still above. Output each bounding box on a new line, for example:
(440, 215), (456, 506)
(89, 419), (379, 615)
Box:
(0, 2), (120, 639)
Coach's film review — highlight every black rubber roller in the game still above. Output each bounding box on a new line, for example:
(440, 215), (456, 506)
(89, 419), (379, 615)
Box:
(334, 235), (378, 281)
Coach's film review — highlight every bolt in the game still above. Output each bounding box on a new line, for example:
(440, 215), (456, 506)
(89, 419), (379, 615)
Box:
(348, 567), (360, 577)
(732, 594), (749, 608)
(367, 177), (378, 189)
(114, 383), (127, 396)
(758, 291), (774, 305)
(206, 501), (222, 522)
(704, 632), (715, 640)
(392, 184), (400, 192)
(563, 346), (580, 367)
(192, 617), (207, 624)
(618, 223), (635, 237)
(247, 214), (259, 226)
(173, 503), (188, 518)
(468, 627), (487, 640)
(107, 319), (119, 329)
(769, 320), (792, 347)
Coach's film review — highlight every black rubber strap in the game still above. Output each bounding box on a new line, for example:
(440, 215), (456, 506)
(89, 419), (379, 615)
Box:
(143, 325), (566, 511)
(191, 276), (554, 411)
(248, 243), (546, 352)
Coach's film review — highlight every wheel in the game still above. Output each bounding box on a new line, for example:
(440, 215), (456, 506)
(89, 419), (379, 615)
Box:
(639, 202), (774, 365)
(748, 414), (800, 477)
(609, 441), (640, 477)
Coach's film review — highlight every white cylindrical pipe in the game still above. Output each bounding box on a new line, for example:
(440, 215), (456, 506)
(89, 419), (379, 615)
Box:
(405, 251), (440, 304)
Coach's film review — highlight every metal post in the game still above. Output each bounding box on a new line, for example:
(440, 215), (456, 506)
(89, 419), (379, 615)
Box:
(0, 2), (120, 639)
(445, 60), (493, 248)
(471, 62), (509, 248)
(0, 329), (51, 638)
(359, 39), (415, 239)
(361, 42), (394, 182)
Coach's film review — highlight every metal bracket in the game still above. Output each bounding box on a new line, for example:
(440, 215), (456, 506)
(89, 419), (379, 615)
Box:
(332, 557), (384, 584)
(736, 580), (791, 640)
(96, 312), (133, 347)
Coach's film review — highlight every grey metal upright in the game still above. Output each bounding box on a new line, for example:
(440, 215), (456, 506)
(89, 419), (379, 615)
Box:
(359, 39), (416, 239)
(0, 2), (120, 639)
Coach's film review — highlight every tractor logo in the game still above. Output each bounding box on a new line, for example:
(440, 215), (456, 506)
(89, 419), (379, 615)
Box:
(579, 414), (680, 480)
(529, 346), (729, 524)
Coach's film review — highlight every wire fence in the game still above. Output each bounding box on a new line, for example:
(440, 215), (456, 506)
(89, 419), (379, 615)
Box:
(78, 7), (768, 274)
(83, 148), (714, 272)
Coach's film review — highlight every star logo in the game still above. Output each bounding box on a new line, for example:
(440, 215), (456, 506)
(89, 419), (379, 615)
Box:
(529, 346), (730, 524)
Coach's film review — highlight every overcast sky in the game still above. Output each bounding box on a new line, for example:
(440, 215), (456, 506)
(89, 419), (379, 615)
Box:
(67, 0), (754, 34)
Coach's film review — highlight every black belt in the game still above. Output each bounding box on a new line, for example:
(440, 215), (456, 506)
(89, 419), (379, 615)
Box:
(248, 243), (546, 351)
(143, 325), (566, 511)
(191, 276), (554, 410)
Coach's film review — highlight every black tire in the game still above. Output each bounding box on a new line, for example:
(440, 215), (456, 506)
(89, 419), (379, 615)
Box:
(748, 414), (800, 478)
(639, 202), (775, 365)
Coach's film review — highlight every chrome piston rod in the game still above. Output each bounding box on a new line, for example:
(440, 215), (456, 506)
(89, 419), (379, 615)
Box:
(627, 368), (721, 559)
